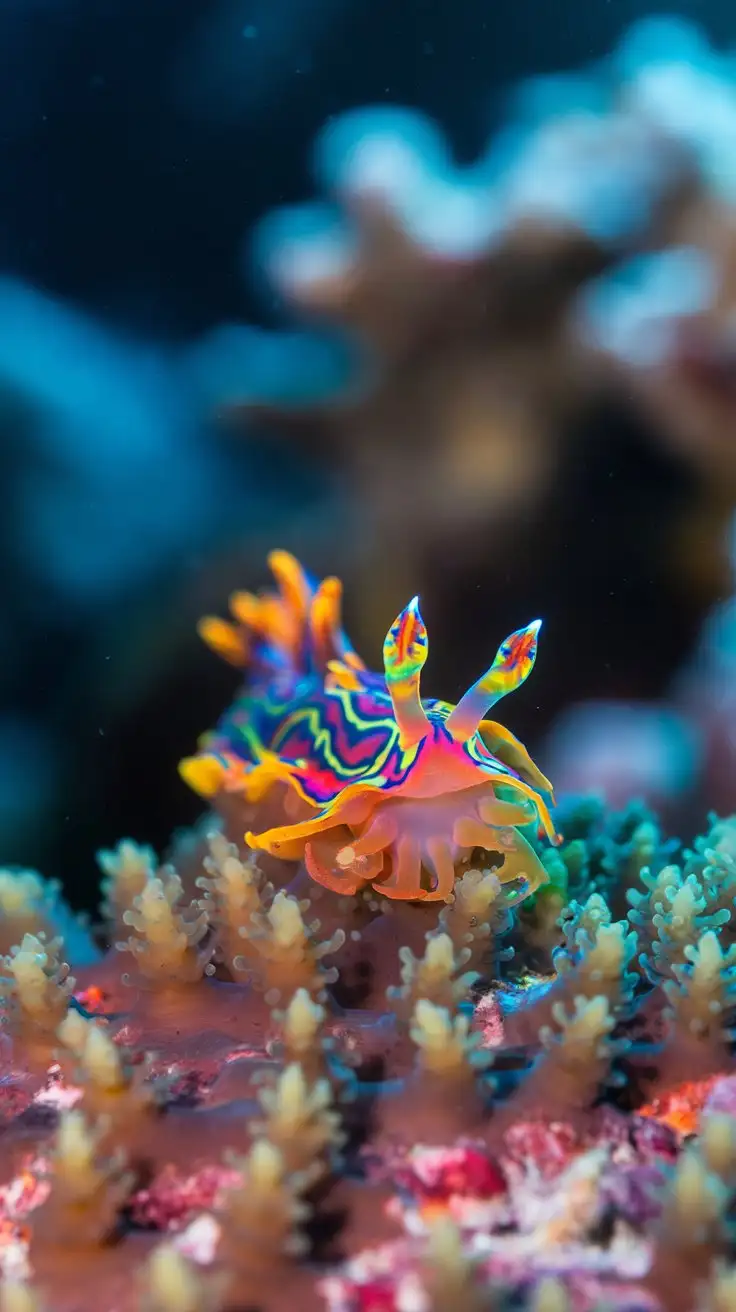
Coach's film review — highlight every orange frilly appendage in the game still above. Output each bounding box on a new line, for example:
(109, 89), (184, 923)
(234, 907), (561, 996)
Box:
(247, 781), (551, 904)
(179, 747), (302, 807)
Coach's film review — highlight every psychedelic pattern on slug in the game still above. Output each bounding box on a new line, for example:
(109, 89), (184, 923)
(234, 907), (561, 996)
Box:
(180, 550), (559, 902)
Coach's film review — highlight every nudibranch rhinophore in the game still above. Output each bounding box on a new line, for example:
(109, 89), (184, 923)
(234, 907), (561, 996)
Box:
(180, 551), (559, 903)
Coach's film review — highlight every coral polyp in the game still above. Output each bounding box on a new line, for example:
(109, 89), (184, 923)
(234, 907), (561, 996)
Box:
(181, 551), (557, 903)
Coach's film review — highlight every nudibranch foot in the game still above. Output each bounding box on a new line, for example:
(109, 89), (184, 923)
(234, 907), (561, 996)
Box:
(251, 783), (550, 904)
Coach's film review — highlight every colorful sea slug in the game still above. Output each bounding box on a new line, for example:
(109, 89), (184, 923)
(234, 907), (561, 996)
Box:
(180, 551), (559, 902)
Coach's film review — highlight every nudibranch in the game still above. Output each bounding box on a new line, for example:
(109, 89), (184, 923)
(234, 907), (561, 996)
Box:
(180, 551), (559, 903)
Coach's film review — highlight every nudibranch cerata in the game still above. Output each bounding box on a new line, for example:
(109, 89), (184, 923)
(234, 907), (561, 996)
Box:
(180, 550), (559, 903)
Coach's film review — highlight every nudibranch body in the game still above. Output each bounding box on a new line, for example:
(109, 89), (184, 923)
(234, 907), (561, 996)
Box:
(180, 550), (559, 903)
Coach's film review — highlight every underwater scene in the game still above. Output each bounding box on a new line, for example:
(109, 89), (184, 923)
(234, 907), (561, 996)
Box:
(6, 2), (736, 1308)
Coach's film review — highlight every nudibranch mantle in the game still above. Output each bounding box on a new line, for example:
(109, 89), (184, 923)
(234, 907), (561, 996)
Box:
(180, 550), (559, 903)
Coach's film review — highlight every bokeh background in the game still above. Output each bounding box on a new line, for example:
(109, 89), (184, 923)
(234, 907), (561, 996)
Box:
(4, 0), (736, 911)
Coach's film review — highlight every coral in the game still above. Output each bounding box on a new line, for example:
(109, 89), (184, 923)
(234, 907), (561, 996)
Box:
(216, 1138), (312, 1281)
(555, 897), (638, 1014)
(270, 988), (332, 1084)
(119, 867), (212, 988)
(437, 867), (510, 975)
(0, 1283), (45, 1312)
(196, 831), (274, 979)
(8, 556), (736, 1312)
(645, 1119), (736, 1312)
(0, 871), (97, 965)
(421, 1215), (500, 1311)
(3, 800), (736, 1310)
(658, 932), (736, 1086)
(504, 995), (622, 1126)
(410, 999), (490, 1082)
(386, 932), (479, 1023)
(0, 874), (62, 958)
(139, 1243), (224, 1312)
(55, 1011), (160, 1144)
(98, 841), (158, 941)
(252, 1062), (344, 1179)
(23, 6), (736, 1307)
(242, 889), (345, 1006)
(0, 933), (75, 1063)
(187, 19), (736, 708)
(29, 1108), (134, 1257)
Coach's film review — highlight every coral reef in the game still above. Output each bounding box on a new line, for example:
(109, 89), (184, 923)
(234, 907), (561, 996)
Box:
(2, 552), (736, 1312)
(3, 794), (736, 1311)
(8, 11), (736, 1312)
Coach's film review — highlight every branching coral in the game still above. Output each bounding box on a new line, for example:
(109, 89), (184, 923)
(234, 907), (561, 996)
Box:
(0, 932), (74, 1061)
(500, 896), (637, 1049)
(421, 1215), (500, 1312)
(216, 1138), (312, 1277)
(635, 870), (730, 987)
(196, 831), (274, 980)
(241, 889), (345, 1006)
(646, 1121), (736, 1312)
(270, 987), (331, 1082)
(119, 867), (212, 988)
(386, 932), (479, 1023)
(658, 931), (736, 1086)
(98, 842), (158, 941)
(139, 1243), (224, 1312)
(0, 873), (61, 958)
(495, 995), (623, 1132)
(410, 998), (490, 1083)
(5, 792), (736, 1311)
(221, 92), (690, 635)
(56, 1011), (160, 1143)
(556, 895), (638, 1012)
(436, 867), (512, 977)
(252, 1061), (345, 1180)
(30, 1109), (134, 1257)
(194, 19), (736, 692)
(0, 870), (97, 965)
